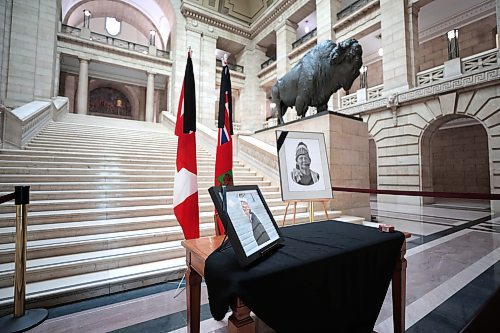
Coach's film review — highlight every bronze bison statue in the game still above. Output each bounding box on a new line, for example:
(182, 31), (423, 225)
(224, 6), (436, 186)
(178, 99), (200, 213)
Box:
(271, 38), (363, 124)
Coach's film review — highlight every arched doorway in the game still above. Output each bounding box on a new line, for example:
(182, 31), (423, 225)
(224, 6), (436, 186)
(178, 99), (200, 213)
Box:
(421, 115), (490, 206)
(89, 87), (132, 119)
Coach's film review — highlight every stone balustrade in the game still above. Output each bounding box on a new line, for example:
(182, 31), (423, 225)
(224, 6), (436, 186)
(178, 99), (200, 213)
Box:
(417, 48), (499, 86)
(3, 97), (68, 149)
(61, 24), (170, 60)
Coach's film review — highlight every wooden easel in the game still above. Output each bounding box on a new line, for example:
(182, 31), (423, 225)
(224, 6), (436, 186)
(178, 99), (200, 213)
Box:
(282, 199), (331, 227)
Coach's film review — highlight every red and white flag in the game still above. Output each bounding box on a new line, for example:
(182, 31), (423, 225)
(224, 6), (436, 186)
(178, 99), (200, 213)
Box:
(214, 60), (233, 234)
(173, 52), (199, 239)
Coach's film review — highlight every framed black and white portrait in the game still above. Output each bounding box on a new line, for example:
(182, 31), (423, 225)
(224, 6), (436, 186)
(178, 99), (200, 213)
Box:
(276, 131), (333, 201)
(209, 185), (284, 267)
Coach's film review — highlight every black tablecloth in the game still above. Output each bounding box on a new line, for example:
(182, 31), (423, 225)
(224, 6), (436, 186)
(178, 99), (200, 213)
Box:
(204, 221), (405, 333)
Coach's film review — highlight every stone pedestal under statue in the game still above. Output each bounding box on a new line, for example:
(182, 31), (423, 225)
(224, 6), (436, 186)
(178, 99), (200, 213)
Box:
(252, 111), (371, 220)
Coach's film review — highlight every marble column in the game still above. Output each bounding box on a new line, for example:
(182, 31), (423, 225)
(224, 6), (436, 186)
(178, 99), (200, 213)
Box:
(64, 75), (76, 113)
(76, 58), (89, 115)
(315, 0), (340, 42)
(199, 33), (217, 128)
(275, 19), (297, 78)
(145, 71), (155, 122)
(53, 52), (61, 97)
(4, 0), (58, 107)
(380, 0), (420, 93)
(275, 19), (297, 122)
(496, 0), (500, 47)
(237, 45), (267, 131)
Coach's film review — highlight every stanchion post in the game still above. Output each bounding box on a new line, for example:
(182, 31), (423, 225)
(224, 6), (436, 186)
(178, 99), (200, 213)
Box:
(0, 185), (48, 333)
(14, 186), (29, 317)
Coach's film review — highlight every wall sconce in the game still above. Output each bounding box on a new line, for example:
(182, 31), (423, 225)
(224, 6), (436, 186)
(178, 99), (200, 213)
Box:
(359, 66), (368, 89)
(83, 9), (91, 28)
(378, 48), (383, 57)
(304, 20), (310, 34)
(149, 30), (156, 46)
(447, 29), (459, 60)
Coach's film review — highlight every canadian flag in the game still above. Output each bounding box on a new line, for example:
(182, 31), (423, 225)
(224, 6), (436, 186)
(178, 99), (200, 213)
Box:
(173, 52), (199, 239)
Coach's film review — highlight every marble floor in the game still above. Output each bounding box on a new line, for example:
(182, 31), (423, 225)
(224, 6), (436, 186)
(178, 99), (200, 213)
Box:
(24, 198), (499, 333)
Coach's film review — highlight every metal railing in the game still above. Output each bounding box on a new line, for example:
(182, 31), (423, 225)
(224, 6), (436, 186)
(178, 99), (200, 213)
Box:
(60, 24), (170, 59)
(292, 28), (317, 49)
(261, 58), (276, 70)
(216, 59), (244, 73)
(337, 0), (376, 20)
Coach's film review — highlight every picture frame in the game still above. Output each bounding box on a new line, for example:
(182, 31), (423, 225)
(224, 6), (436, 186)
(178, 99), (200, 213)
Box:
(208, 185), (284, 267)
(276, 130), (333, 201)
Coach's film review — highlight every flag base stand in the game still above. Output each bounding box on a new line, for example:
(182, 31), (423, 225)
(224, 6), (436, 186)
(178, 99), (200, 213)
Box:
(0, 308), (48, 333)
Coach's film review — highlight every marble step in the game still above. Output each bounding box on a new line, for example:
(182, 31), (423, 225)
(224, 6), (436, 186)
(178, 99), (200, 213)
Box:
(44, 122), (171, 135)
(0, 241), (186, 288)
(27, 140), (192, 154)
(25, 144), (198, 158)
(0, 200), (300, 227)
(36, 130), (176, 142)
(0, 174), (264, 183)
(0, 256), (186, 312)
(0, 195), (285, 214)
(0, 188), (281, 201)
(0, 166), (256, 177)
(0, 223), (217, 263)
(0, 180), (274, 192)
(0, 149), (219, 162)
(0, 152), (242, 167)
(0, 160), (251, 173)
(42, 123), (172, 137)
(33, 135), (176, 148)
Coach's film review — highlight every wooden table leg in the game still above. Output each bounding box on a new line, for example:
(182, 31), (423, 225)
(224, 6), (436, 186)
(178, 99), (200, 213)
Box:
(186, 266), (202, 333)
(228, 297), (255, 333)
(392, 240), (407, 333)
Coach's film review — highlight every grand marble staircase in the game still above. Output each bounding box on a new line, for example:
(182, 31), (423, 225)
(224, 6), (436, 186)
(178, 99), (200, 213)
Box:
(0, 114), (347, 313)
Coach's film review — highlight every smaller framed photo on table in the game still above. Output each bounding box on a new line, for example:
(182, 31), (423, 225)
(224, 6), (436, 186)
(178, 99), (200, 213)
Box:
(208, 185), (284, 267)
(276, 130), (333, 201)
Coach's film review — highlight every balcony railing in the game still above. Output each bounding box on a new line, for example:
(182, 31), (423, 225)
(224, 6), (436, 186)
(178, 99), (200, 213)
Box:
(462, 48), (499, 74)
(292, 28), (317, 49)
(416, 65), (444, 86)
(367, 85), (384, 100)
(416, 48), (499, 86)
(340, 85), (384, 108)
(337, 0), (376, 20)
(60, 24), (170, 59)
(261, 58), (276, 70)
(216, 59), (244, 73)
(61, 24), (81, 36)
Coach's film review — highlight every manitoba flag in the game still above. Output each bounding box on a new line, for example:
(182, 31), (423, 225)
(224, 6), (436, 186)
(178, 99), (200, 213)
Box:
(173, 53), (199, 239)
(214, 61), (233, 234)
